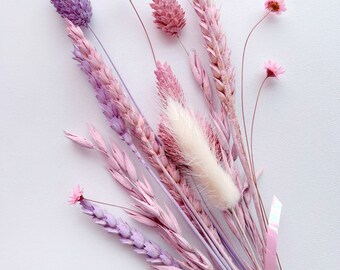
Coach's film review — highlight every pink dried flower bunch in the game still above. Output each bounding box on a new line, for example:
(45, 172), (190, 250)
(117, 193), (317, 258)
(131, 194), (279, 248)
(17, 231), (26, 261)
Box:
(51, 0), (289, 268)
(66, 129), (213, 270)
(265, 0), (287, 15)
(150, 0), (186, 36)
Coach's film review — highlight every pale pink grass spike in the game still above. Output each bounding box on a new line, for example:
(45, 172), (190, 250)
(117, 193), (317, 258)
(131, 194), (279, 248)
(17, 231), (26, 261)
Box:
(150, 0), (186, 36)
(68, 185), (84, 204)
(264, 60), (285, 78)
(265, 0), (287, 15)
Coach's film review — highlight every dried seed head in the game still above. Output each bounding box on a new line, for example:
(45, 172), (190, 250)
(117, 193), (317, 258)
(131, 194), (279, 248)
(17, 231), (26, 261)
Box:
(51, 0), (92, 27)
(150, 0), (186, 36)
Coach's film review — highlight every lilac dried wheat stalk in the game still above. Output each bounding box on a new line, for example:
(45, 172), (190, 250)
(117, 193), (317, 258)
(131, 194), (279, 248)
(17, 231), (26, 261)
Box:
(79, 199), (181, 268)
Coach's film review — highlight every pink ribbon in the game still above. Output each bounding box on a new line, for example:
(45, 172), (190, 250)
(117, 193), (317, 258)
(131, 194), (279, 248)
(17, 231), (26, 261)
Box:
(264, 196), (282, 270)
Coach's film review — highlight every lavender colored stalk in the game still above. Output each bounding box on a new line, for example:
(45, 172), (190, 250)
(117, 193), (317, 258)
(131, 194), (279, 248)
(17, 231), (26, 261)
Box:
(79, 199), (181, 268)
(73, 48), (130, 139)
(50, 0), (141, 115)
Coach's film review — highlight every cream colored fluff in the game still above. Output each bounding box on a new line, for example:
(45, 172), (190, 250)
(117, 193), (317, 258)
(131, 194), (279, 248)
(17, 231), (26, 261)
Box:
(165, 98), (240, 209)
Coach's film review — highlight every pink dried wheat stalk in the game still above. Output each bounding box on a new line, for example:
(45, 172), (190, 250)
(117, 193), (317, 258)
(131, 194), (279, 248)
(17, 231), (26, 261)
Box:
(66, 128), (213, 270)
(192, 1), (268, 266)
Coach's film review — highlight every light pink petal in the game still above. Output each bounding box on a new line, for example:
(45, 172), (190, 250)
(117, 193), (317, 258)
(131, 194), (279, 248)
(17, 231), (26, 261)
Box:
(87, 124), (107, 152)
(125, 209), (158, 227)
(64, 131), (94, 149)
(123, 152), (138, 182)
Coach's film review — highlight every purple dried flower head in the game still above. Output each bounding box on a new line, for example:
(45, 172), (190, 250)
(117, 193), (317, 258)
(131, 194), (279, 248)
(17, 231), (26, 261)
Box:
(51, 0), (92, 27)
(150, 0), (186, 36)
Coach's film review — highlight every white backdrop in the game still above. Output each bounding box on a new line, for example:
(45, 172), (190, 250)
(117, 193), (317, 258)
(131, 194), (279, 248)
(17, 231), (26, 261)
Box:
(1, 0), (339, 269)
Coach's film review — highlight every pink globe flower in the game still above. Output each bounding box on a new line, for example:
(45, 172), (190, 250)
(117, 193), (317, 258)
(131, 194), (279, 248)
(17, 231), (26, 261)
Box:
(265, 0), (287, 15)
(150, 0), (186, 36)
(69, 185), (84, 204)
(264, 60), (285, 78)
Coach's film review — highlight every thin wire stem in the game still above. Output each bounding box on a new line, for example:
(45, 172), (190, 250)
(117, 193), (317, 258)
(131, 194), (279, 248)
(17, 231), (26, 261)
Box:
(190, 178), (248, 270)
(240, 12), (270, 237)
(240, 12), (270, 173)
(148, 140), (237, 270)
(231, 209), (263, 270)
(128, 0), (157, 66)
(84, 198), (133, 212)
(177, 35), (189, 56)
(249, 79), (284, 270)
(250, 77), (268, 177)
(88, 25), (142, 114)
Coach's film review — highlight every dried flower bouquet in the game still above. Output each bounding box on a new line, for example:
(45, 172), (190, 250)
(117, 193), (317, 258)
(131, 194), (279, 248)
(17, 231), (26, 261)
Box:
(50, 0), (287, 269)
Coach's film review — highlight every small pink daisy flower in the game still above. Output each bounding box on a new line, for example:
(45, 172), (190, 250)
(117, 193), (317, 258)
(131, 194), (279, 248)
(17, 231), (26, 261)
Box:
(264, 60), (285, 78)
(68, 185), (84, 204)
(265, 0), (287, 15)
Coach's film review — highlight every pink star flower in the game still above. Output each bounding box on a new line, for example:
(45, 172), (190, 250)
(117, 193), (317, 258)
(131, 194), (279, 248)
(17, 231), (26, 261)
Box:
(264, 60), (285, 78)
(265, 0), (287, 15)
(68, 185), (84, 204)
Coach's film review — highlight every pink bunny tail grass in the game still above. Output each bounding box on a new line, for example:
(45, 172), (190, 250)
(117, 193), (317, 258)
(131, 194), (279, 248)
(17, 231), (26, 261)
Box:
(150, 0), (186, 36)
(79, 199), (182, 268)
(189, 50), (214, 112)
(155, 62), (185, 106)
(68, 128), (213, 270)
(66, 19), (222, 248)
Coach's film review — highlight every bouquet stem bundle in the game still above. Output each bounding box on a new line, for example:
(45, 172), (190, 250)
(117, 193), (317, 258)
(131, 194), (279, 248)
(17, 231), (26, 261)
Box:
(51, 0), (287, 269)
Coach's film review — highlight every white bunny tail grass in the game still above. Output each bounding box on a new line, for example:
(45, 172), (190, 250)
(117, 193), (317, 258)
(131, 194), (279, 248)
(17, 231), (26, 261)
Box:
(165, 98), (240, 209)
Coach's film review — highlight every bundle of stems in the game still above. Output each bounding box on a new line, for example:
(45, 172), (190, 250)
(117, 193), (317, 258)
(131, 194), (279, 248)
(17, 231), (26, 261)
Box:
(51, 0), (287, 269)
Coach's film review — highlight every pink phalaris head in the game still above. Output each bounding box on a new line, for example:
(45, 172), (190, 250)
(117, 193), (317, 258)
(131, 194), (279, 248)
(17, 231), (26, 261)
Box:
(264, 60), (285, 78)
(150, 0), (186, 36)
(68, 185), (84, 204)
(265, 0), (287, 15)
